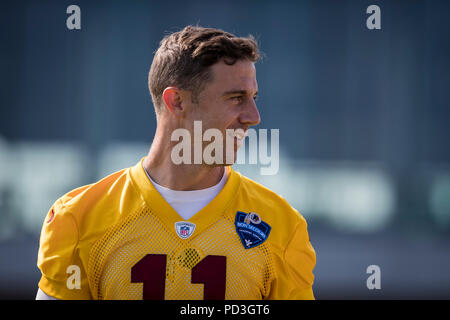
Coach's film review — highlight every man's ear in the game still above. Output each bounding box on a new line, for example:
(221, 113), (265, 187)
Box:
(162, 87), (185, 116)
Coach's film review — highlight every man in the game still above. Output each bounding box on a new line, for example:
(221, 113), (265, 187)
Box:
(36, 25), (316, 300)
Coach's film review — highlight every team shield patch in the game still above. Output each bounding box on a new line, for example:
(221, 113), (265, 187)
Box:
(175, 221), (196, 239)
(235, 211), (271, 249)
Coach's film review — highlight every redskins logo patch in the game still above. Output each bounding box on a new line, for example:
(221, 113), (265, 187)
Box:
(235, 211), (271, 249)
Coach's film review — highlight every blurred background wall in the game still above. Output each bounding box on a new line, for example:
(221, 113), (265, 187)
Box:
(1, 0), (450, 299)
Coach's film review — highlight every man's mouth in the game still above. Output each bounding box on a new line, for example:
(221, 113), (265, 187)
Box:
(227, 129), (248, 148)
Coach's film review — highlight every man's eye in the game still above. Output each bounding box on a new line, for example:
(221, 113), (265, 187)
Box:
(232, 96), (244, 103)
(253, 95), (258, 101)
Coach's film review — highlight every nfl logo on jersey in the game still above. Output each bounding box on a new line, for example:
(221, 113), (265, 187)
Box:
(175, 221), (196, 239)
(180, 226), (189, 236)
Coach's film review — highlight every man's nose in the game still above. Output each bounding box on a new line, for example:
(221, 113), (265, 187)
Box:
(240, 98), (261, 127)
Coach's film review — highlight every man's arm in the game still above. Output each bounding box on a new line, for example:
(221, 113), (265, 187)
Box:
(266, 215), (316, 300)
(37, 200), (91, 299)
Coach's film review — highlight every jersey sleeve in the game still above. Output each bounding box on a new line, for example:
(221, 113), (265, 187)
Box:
(266, 215), (316, 300)
(37, 199), (91, 299)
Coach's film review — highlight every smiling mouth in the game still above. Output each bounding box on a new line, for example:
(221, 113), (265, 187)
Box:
(226, 129), (248, 148)
(234, 130), (247, 140)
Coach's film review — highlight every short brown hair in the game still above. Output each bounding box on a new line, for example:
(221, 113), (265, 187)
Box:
(148, 25), (261, 114)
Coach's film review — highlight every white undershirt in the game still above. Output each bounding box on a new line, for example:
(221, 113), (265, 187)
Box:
(142, 163), (228, 220)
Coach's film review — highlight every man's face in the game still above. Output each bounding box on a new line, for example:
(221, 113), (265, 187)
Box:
(185, 59), (261, 164)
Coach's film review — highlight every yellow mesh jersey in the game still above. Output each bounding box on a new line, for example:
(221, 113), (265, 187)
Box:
(37, 158), (316, 300)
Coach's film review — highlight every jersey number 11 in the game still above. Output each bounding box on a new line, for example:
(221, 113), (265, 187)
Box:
(131, 254), (226, 300)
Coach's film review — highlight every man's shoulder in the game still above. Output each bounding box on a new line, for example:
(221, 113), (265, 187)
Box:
(48, 166), (141, 235)
(57, 167), (130, 211)
(235, 171), (308, 245)
(37, 166), (142, 300)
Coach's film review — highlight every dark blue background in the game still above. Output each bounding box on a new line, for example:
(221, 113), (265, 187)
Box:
(1, 0), (450, 299)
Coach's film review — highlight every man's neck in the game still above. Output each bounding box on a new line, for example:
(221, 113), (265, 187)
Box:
(143, 128), (225, 191)
(144, 158), (225, 191)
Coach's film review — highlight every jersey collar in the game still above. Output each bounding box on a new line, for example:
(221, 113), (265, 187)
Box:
(129, 157), (241, 240)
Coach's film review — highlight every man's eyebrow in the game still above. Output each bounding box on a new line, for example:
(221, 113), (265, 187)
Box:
(222, 90), (258, 96)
